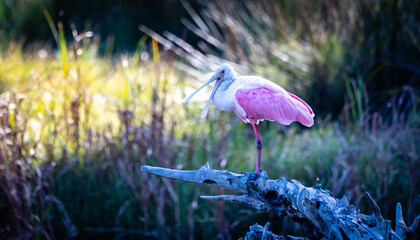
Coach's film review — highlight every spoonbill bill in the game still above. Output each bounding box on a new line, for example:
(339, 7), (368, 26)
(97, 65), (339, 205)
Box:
(182, 64), (314, 175)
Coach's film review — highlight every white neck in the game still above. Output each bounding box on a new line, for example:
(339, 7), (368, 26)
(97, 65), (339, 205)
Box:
(219, 70), (236, 91)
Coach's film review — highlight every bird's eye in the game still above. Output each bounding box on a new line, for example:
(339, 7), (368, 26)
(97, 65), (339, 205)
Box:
(221, 70), (225, 74)
(217, 77), (221, 80)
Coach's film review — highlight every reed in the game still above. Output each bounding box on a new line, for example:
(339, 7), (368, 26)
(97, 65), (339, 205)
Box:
(0, 0), (419, 239)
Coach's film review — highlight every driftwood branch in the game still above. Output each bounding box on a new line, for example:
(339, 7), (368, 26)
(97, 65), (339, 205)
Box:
(240, 222), (308, 240)
(141, 163), (420, 240)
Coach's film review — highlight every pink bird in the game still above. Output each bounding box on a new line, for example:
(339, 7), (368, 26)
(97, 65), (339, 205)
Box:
(182, 64), (314, 175)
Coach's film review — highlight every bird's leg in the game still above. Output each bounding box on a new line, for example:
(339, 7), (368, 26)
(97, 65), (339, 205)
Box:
(252, 124), (262, 175)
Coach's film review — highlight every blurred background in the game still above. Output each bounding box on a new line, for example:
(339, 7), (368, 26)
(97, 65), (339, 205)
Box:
(0, 0), (419, 239)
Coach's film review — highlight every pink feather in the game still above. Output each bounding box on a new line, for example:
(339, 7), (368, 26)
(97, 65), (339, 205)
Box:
(235, 87), (314, 127)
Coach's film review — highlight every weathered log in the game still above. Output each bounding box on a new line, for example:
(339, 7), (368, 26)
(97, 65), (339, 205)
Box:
(241, 222), (284, 240)
(239, 222), (308, 240)
(141, 163), (420, 240)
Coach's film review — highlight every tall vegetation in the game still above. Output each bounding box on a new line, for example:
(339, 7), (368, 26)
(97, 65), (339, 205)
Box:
(0, 0), (419, 239)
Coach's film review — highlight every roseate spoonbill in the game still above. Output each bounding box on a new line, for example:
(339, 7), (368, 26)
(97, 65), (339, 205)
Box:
(182, 63), (314, 175)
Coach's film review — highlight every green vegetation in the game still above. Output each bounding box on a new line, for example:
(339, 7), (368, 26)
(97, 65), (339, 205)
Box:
(0, 0), (419, 239)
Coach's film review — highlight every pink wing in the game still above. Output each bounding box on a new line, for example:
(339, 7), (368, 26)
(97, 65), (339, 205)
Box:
(288, 92), (314, 116)
(235, 87), (314, 127)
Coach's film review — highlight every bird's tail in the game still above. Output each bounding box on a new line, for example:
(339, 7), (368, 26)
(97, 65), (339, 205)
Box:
(297, 110), (314, 127)
(288, 92), (315, 127)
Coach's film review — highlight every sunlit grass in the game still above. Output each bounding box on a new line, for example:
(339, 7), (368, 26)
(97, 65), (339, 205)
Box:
(0, 40), (203, 143)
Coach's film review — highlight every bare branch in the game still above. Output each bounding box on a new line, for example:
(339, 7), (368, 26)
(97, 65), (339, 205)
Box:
(141, 163), (248, 193)
(141, 163), (420, 240)
(200, 195), (270, 211)
(395, 203), (408, 238)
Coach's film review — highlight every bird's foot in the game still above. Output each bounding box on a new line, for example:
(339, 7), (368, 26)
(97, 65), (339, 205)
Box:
(242, 171), (260, 181)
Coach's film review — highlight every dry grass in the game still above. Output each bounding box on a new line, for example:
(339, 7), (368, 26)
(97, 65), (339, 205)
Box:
(0, 0), (419, 239)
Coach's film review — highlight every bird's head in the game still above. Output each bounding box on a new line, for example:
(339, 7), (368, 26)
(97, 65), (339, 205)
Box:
(213, 63), (235, 82)
(182, 63), (235, 118)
